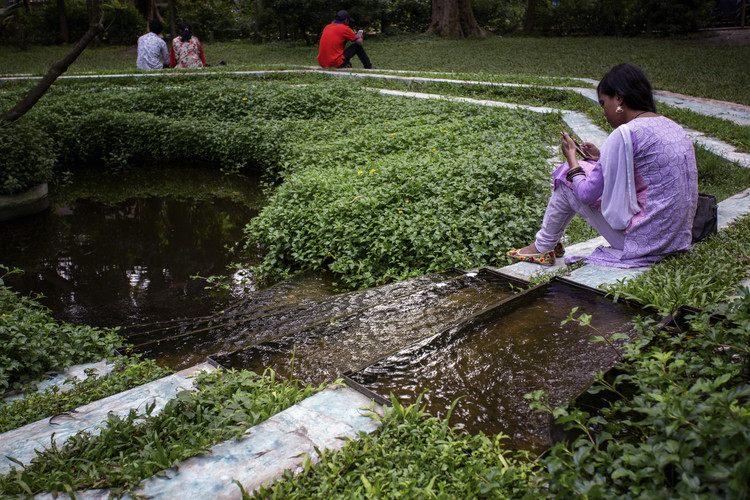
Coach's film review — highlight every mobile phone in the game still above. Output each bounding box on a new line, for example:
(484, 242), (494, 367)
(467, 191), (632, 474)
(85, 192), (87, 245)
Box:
(573, 139), (586, 158)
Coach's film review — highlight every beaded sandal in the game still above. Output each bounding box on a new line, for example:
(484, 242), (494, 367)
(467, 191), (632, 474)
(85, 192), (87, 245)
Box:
(506, 248), (556, 267)
(554, 242), (565, 257)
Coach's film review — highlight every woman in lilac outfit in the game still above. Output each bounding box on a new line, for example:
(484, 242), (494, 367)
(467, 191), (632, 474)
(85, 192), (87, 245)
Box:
(507, 63), (698, 268)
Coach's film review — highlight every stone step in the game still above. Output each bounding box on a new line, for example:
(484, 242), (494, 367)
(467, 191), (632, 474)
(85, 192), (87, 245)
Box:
(0, 362), (215, 475)
(34, 385), (382, 500)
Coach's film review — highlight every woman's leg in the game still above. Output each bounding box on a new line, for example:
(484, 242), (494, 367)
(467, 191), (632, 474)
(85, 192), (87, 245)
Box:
(534, 184), (625, 253)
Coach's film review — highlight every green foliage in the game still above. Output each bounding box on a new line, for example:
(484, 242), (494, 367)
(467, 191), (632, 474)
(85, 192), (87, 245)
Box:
(177, 0), (244, 41)
(534, 291), (750, 498)
(532, 0), (714, 36)
(0, 368), (324, 496)
(247, 394), (540, 499)
(0, 356), (171, 433)
(14, 0), (145, 46)
(243, 88), (557, 289)
(0, 119), (56, 195)
(605, 215), (750, 315)
(0, 270), (124, 394)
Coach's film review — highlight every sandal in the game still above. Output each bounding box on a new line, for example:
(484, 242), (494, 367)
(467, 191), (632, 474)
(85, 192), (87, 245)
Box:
(554, 242), (565, 257)
(506, 248), (556, 267)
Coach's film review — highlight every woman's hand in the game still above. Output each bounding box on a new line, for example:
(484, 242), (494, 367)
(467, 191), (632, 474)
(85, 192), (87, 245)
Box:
(579, 142), (600, 161)
(560, 131), (579, 162)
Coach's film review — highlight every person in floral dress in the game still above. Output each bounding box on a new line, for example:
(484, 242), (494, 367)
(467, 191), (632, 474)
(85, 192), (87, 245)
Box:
(170, 23), (206, 69)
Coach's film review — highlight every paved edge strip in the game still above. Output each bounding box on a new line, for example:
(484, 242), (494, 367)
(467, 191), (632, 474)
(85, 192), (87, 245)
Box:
(0, 362), (215, 475)
(34, 386), (383, 500)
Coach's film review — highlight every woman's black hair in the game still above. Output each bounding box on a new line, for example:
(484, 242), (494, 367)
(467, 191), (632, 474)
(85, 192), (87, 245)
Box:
(179, 22), (192, 42)
(597, 63), (657, 113)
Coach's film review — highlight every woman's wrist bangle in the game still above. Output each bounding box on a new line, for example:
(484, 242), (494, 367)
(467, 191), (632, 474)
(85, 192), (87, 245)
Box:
(566, 168), (584, 182)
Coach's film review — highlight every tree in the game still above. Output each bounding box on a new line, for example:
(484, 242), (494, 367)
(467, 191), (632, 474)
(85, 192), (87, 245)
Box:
(426, 0), (484, 39)
(524, 0), (535, 32)
(0, 0), (104, 123)
(57, 0), (69, 43)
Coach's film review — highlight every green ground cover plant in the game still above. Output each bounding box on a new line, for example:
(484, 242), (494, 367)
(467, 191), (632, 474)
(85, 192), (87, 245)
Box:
(0, 75), (561, 289)
(531, 290), (750, 498)
(0, 267), (123, 394)
(0, 368), (325, 497)
(0, 356), (171, 433)
(246, 394), (539, 499)
(606, 215), (750, 315)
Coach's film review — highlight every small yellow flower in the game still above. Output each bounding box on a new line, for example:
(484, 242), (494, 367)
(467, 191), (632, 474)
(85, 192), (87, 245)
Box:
(242, 97), (248, 101)
(432, 148), (436, 151)
(443, 130), (448, 133)
(358, 171), (364, 174)
(391, 133), (396, 136)
(242, 88), (246, 90)
(398, 210), (403, 213)
(370, 169), (376, 173)
(405, 200), (410, 203)
(352, 119), (355, 122)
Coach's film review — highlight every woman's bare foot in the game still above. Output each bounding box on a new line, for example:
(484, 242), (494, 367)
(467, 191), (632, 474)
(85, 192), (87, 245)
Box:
(517, 243), (540, 255)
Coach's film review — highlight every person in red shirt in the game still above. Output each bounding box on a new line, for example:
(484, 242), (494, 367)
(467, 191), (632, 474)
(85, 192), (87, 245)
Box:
(317, 10), (374, 69)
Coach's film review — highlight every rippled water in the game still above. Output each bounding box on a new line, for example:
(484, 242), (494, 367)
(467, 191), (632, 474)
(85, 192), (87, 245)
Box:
(347, 280), (651, 450)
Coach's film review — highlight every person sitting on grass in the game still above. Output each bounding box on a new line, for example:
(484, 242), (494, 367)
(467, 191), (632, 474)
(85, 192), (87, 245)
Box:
(507, 63), (698, 268)
(317, 10), (374, 70)
(136, 19), (169, 70)
(170, 22), (207, 69)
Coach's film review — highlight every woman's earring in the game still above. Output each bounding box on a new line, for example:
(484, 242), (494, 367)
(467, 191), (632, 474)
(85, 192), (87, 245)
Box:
(616, 105), (624, 114)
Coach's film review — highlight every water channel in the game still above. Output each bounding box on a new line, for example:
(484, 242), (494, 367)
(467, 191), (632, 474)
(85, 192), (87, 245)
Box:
(1, 165), (650, 450)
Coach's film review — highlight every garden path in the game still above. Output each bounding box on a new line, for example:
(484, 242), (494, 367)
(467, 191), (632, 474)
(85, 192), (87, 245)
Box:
(3, 68), (749, 498)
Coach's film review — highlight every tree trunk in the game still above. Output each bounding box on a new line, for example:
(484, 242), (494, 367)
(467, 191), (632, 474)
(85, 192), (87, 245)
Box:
(279, 16), (287, 41)
(167, 0), (177, 38)
(150, 0), (163, 23)
(58, 0), (69, 43)
(524, 0), (536, 32)
(427, 0), (484, 39)
(253, 0), (261, 41)
(1, 1), (103, 123)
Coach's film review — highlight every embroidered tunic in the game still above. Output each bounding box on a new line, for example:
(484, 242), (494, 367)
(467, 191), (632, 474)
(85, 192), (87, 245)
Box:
(554, 116), (698, 267)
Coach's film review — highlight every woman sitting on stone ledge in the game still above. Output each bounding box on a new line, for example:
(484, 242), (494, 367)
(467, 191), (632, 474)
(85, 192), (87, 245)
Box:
(507, 63), (698, 268)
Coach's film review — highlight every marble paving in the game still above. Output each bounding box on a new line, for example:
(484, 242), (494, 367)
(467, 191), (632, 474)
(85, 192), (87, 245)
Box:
(0, 362), (214, 475)
(34, 385), (383, 500)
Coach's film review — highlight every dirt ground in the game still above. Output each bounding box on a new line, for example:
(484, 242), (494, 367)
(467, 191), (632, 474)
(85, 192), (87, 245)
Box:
(697, 27), (750, 45)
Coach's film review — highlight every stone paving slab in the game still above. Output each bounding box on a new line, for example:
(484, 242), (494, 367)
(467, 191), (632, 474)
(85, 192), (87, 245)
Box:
(3, 359), (114, 404)
(35, 386), (382, 500)
(0, 362), (214, 475)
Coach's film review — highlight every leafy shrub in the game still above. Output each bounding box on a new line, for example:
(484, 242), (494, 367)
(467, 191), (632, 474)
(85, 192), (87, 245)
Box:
(0, 275), (123, 394)
(0, 119), (56, 195)
(176, 0), (243, 41)
(15, 0), (145, 46)
(533, 290), (750, 498)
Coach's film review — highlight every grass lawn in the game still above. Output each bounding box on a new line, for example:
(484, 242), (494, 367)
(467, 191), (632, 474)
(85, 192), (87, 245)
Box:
(1, 33), (749, 105)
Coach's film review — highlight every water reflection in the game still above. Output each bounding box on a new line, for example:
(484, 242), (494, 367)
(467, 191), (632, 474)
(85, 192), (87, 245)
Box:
(0, 167), (264, 327)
